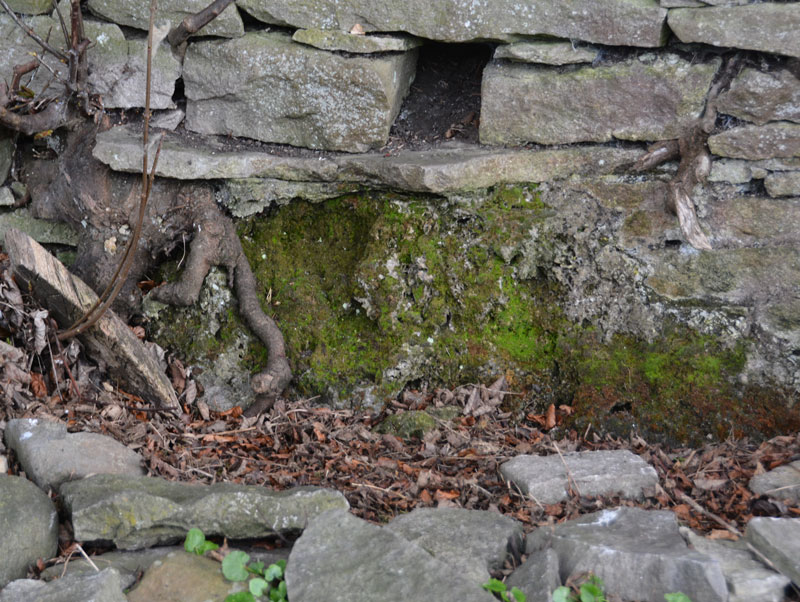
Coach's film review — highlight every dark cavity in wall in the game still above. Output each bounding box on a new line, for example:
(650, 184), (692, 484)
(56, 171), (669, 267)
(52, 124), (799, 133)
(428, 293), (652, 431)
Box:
(388, 42), (492, 149)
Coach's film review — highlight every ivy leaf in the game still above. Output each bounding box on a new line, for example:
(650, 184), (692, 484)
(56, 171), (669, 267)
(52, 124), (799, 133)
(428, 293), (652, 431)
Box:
(553, 586), (573, 602)
(665, 594), (692, 602)
(184, 528), (205, 554)
(222, 550), (251, 582)
(264, 562), (284, 581)
(248, 561), (265, 576)
(510, 586), (526, 602)
(249, 578), (270, 597)
(197, 541), (219, 554)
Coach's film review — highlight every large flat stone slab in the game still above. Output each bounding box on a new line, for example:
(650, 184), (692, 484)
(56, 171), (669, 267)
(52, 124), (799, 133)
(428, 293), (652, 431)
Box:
(60, 474), (349, 550)
(183, 31), (417, 153)
(480, 55), (719, 145)
(3, 418), (144, 490)
(709, 123), (800, 160)
(494, 40), (598, 65)
(0, 475), (58, 587)
(668, 4), (800, 58)
(386, 507), (523, 586)
(92, 125), (641, 194)
(500, 449), (658, 504)
(745, 517), (800, 586)
(236, 0), (668, 47)
(717, 67), (800, 126)
(527, 507), (727, 602)
(87, 0), (243, 37)
(4, 229), (179, 410)
(286, 509), (497, 602)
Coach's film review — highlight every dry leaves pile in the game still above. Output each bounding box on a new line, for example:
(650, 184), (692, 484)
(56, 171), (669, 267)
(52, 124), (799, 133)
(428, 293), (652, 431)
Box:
(2, 251), (799, 538)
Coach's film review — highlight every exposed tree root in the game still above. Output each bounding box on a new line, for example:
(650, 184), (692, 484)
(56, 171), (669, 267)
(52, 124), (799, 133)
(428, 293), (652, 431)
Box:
(634, 54), (742, 251)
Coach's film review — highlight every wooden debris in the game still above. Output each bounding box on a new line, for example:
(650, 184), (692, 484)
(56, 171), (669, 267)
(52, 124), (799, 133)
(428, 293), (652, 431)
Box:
(4, 228), (179, 410)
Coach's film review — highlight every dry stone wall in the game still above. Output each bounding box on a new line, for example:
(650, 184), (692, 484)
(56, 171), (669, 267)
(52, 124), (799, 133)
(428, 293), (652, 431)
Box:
(2, 0), (800, 416)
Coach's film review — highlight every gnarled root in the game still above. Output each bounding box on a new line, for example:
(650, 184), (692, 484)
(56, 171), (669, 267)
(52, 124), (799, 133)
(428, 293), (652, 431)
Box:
(150, 200), (292, 414)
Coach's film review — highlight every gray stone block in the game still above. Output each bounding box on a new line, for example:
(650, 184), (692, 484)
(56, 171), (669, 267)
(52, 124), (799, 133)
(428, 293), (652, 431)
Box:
(746, 517), (800, 585)
(0, 474), (58, 587)
(669, 4), (800, 58)
(0, 568), (126, 602)
(480, 55), (718, 146)
(4, 418), (145, 490)
(184, 31), (417, 153)
(709, 123), (800, 161)
(500, 449), (658, 504)
(286, 509), (497, 602)
(506, 549), (561, 602)
(527, 507), (728, 602)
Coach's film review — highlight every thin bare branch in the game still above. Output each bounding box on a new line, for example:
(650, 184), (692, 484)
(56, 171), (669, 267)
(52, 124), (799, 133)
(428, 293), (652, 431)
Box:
(0, 0), (69, 61)
(167, 0), (235, 47)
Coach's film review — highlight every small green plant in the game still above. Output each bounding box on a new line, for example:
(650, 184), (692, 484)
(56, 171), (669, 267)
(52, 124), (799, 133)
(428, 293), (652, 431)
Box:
(664, 594), (692, 602)
(553, 575), (606, 602)
(183, 528), (288, 602)
(482, 578), (526, 602)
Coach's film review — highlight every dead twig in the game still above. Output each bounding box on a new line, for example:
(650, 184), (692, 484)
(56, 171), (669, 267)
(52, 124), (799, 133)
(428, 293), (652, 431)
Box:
(167, 0), (235, 47)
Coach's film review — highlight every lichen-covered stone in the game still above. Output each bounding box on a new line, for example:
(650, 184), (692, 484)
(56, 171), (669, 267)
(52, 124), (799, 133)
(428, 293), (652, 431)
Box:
(717, 67), (800, 126)
(3, 0), (52, 14)
(183, 31), (417, 152)
(83, 20), (181, 109)
(668, 4), (800, 58)
(765, 172), (800, 198)
(60, 474), (349, 550)
(480, 55), (719, 145)
(494, 40), (598, 65)
(87, 0), (243, 37)
(236, 0), (668, 47)
(222, 178), (361, 217)
(709, 123), (800, 160)
(292, 29), (423, 53)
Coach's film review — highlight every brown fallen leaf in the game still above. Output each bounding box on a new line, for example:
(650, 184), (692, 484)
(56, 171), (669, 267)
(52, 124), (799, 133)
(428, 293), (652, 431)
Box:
(545, 403), (556, 430)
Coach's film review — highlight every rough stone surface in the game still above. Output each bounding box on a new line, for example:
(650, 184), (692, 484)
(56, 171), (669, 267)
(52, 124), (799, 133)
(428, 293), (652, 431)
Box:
(92, 125), (641, 192)
(709, 123), (800, 160)
(668, 4), (800, 58)
(222, 178), (361, 217)
(745, 517), (800, 586)
(87, 0), (243, 37)
(500, 450), (658, 504)
(683, 530), (791, 602)
(386, 507), (523, 586)
(126, 551), (245, 602)
(527, 507), (728, 602)
(235, 0), (668, 47)
(4, 0), (53, 14)
(0, 188), (13, 207)
(292, 28), (423, 53)
(183, 31), (418, 152)
(717, 67), (800, 126)
(0, 474), (58, 587)
(765, 172), (800, 198)
(709, 159), (755, 184)
(3, 418), (145, 490)
(0, 568), (126, 602)
(494, 40), (598, 65)
(286, 509), (497, 602)
(83, 20), (181, 109)
(150, 109), (185, 131)
(749, 460), (800, 505)
(0, 208), (79, 247)
(480, 55), (719, 145)
(0, 14), (66, 96)
(60, 474), (349, 549)
(505, 549), (561, 602)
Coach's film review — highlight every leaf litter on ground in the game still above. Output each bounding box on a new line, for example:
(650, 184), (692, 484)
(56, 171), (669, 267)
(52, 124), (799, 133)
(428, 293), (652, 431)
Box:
(1, 248), (800, 574)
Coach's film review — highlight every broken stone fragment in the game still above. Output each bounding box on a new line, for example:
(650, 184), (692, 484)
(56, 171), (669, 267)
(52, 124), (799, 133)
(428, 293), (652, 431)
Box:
(716, 67), (800, 126)
(709, 123), (800, 160)
(3, 228), (179, 410)
(292, 28), (423, 53)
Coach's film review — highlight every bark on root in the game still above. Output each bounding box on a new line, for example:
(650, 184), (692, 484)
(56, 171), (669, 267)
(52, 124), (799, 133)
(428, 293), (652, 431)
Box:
(633, 54), (743, 251)
(148, 203), (292, 415)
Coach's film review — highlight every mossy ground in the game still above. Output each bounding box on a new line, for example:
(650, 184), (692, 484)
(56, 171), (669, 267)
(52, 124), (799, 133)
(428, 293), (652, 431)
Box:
(158, 184), (798, 444)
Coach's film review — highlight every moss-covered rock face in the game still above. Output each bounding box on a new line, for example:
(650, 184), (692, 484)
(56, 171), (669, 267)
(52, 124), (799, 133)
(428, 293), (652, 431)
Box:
(152, 178), (800, 445)
(238, 185), (562, 408)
